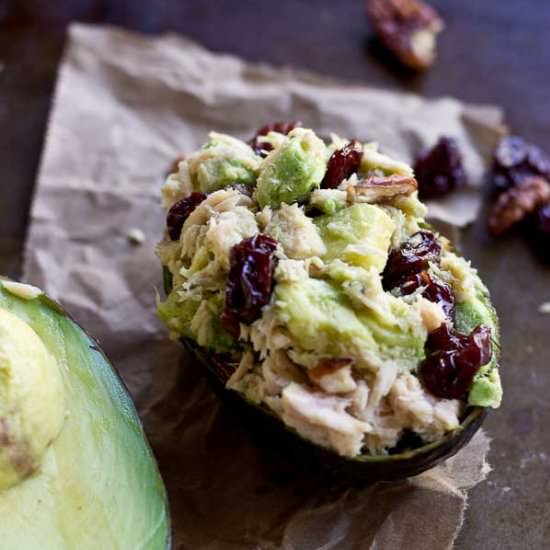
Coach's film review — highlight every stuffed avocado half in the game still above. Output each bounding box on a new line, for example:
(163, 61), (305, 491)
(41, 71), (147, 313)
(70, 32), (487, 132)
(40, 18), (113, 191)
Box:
(157, 124), (502, 471)
(0, 280), (170, 549)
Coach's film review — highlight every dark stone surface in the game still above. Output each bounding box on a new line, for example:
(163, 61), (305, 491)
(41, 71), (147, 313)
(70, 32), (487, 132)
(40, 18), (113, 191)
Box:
(0, 1), (548, 547)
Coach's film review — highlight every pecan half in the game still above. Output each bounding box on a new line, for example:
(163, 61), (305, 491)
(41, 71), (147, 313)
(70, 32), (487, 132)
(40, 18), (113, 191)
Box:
(488, 177), (550, 236)
(366, 0), (445, 70)
(346, 175), (418, 203)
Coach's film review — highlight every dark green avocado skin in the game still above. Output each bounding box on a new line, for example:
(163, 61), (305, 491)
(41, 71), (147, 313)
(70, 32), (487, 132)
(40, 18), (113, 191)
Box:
(184, 338), (488, 484)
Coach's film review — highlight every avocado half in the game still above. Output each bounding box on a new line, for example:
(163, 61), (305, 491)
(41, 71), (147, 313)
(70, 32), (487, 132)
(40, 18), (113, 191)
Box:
(164, 269), (489, 483)
(0, 281), (170, 549)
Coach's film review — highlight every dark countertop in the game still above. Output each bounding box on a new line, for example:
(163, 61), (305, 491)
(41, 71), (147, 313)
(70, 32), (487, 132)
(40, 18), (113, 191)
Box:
(0, 1), (548, 548)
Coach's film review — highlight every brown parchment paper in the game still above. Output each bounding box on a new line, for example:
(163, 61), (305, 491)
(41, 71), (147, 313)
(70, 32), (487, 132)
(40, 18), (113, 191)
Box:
(23, 23), (503, 550)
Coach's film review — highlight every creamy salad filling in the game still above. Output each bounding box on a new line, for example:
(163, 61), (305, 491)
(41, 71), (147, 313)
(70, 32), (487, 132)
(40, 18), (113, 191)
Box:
(157, 125), (502, 458)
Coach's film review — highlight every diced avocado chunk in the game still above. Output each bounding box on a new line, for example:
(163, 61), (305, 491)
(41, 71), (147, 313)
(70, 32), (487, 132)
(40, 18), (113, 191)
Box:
(315, 203), (395, 272)
(188, 132), (261, 193)
(274, 277), (426, 367)
(455, 290), (498, 336)
(158, 290), (236, 353)
(274, 278), (377, 355)
(157, 289), (200, 341)
(0, 284), (169, 549)
(256, 128), (327, 208)
(469, 369), (503, 408)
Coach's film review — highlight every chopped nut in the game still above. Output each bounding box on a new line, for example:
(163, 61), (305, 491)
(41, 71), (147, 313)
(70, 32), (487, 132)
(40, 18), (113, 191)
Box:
(539, 302), (550, 315)
(488, 177), (550, 236)
(366, 0), (444, 70)
(346, 175), (418, 203)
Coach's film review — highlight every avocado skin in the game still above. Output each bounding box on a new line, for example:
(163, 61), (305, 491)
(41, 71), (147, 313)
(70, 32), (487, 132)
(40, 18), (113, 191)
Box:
(184, 338), (487, 483)
(0, 282), (171, 549)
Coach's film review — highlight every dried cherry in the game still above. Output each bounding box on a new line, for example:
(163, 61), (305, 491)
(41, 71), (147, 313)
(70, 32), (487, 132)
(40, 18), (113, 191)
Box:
(419, 323), (492, 399)
(166, 192), (207, 240)
(250, 121), (302, 156)
(321, 140), (363, 189)
(382, 231), (441, 290)
(493, 136), (550, 191)
(222, 234), (278, 336)
(414, 137), (467, 199)
(400, 271), (455, 318)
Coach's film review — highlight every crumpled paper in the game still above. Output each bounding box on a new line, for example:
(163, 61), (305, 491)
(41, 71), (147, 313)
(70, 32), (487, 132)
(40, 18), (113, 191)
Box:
(23, 23), (501, 550)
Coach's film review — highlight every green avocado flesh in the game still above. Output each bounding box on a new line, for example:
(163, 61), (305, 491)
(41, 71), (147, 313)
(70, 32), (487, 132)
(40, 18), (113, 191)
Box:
(0, 286), (169, 549)
(315, 203), (395, 272)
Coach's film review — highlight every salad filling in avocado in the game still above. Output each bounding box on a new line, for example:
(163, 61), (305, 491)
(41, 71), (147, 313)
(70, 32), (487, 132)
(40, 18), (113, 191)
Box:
(158, 126), (502, 458)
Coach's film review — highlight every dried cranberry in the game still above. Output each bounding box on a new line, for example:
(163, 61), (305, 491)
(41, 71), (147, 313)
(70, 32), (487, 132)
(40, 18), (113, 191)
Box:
(419, 324), (492, 400)
(382, 231), (441, 290)
(400, 271), (455, 318)
(166, 192), (207, 240)
(250, 121), (302, 156)
(414, 137), (467, 200)
(222, 234), (278, 336)
(493, 136), (550, 191)
(321, 140), (363, 189)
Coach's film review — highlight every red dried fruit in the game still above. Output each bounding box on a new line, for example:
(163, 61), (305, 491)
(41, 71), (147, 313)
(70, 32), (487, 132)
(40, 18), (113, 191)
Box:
(166, 192), (207, 240)
(414, 137), (467, 200)
(382, 231), (441, 290)
(419, 323), (492, 400)
(400, 271), (455, 318)
(321, 140), (363, 189)
(250, 121), (302, 156)
(366, 0), (444, 71)
(222, 234), (278, 336)
(493, 136), (550, 191)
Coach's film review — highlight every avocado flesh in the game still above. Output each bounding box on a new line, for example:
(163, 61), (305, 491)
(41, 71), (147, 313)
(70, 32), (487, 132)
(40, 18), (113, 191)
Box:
(0, 286), (169, 550)
(315, 203), (395, 272)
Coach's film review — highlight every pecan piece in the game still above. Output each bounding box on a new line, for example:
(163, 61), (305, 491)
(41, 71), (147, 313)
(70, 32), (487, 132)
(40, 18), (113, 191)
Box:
(366, 0), (444, 70)
(346, 175), (418, 203)
(488, 177), (550, 236)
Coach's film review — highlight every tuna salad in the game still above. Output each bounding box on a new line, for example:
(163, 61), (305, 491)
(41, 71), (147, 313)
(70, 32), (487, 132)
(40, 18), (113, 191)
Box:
(157, 124), (502, 458)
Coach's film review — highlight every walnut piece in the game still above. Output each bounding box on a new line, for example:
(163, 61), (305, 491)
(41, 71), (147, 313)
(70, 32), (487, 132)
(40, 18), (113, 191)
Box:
(366, 0), (445, 70)
(346, 175), (418, 203)
(488, 177), (550, 236)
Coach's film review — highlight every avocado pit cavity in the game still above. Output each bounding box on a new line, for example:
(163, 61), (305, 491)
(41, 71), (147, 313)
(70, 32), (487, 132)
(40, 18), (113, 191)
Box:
(0, 308), (65, 491)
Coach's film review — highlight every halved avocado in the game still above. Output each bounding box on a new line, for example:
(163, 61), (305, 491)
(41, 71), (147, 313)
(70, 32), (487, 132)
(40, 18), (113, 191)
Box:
(185, 338), (487, 483)
(163, 268), (492, 483)
(0, 281), (170, 549)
